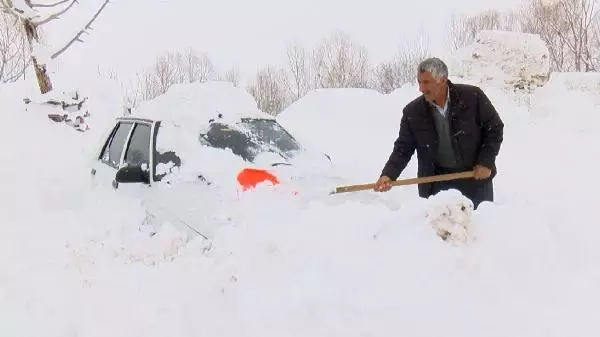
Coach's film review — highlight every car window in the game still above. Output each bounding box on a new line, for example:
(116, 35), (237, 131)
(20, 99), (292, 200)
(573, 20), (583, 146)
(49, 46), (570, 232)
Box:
(199, 122), (259, 162)
(100, 121), (134, 168)
(124, 123), (152, 168)
(199, 119), (301, 162)
(154, 150), (182, 181)
(152, 122), (183, 182)
(240, 118), (301, 153)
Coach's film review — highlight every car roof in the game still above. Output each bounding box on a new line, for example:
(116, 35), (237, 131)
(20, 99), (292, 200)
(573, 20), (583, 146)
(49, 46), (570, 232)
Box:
(116, 116), (156, 124)
(122, 81), (275, 130)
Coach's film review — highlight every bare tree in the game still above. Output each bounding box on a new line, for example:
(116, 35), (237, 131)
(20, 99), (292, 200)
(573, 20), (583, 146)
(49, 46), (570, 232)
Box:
(311, 31), (371, 89)
(153, 52), (181, 95)
(179, 48), (214, 83)
(520, 0), (599, 72)
(216, 66), (240, 87)
(124, 49), (222, 108)
(285, 42), (312, 100)
(247, 65), (289, 116)
(0, 0), (111, 93)
(0, 11), (29, 82)
(520, 0), (570, 71)
(373, 28), (430, 93)
(590, 10), (600, 68)
(447, 9), (519, 50)
(559, 0), (597, 71)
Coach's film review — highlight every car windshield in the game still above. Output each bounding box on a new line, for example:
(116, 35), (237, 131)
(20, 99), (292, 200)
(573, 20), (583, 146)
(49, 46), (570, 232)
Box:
(199, 118), (302, 162)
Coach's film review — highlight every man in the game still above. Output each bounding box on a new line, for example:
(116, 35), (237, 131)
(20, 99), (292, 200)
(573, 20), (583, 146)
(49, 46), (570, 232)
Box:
(374, 57), (504, 209)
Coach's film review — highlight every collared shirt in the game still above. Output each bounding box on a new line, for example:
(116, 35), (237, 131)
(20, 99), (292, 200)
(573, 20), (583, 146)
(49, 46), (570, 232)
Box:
(430, 88), (450, 118)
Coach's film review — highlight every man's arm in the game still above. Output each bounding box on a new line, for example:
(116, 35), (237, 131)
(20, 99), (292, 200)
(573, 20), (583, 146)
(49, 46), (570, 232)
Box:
(380, 111), (416, 180)
(475, 88), (504, 169)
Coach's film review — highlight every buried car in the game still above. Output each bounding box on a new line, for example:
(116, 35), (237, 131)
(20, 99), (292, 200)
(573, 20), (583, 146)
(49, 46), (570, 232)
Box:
(89, 82), (341, 239)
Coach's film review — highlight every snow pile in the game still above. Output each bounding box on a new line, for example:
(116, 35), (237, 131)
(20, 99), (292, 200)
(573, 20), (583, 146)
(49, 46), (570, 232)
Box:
(448, 30), (550, 92)
(526, 72), (600, 131)
(543, 72), (600, 94)
(532, 71), (600, 103)
(2, 73), (128, 137)
(122, 81), (337, 195)
(277, 83), (523, 190)
(131, 81), (274, 183)
(134, 81), (269, 128)
(425, 189), (475, 245)
(277, 87), (416, 182)
(2, 69), (600, 337)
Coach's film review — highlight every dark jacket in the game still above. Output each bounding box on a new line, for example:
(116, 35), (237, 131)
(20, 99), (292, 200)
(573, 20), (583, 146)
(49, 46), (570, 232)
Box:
(380, 80), (504, 199)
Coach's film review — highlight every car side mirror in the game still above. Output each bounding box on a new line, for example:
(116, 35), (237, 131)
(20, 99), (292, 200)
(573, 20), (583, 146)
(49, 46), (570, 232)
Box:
(115, 165), (150, 184)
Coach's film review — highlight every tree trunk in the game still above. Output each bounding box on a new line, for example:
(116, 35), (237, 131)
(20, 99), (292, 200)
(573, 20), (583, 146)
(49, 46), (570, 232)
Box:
(22, 19), (53, 94)
(32, 56), (52, 94)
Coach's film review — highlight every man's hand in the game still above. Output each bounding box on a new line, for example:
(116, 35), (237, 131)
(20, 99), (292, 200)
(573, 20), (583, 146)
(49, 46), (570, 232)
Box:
(473, 164), (492, 180)
(374, 176), (393, 192)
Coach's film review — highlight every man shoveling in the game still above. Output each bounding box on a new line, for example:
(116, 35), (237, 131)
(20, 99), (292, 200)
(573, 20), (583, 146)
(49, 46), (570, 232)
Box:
(374, 57), (504, 210)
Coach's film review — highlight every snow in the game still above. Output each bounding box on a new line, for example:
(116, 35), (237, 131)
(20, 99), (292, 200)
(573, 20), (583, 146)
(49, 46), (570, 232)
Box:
(128, 81), (275, 186)
(447, 30), (551, 91)
(2, 29), (600, 337)
(277, 87), (416, 182)
(119, 81), (336, 195)
(133, 81), (270, 126)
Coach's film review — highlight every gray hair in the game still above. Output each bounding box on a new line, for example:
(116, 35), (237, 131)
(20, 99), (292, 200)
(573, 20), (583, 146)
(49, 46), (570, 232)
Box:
(417, 57), (448, 80)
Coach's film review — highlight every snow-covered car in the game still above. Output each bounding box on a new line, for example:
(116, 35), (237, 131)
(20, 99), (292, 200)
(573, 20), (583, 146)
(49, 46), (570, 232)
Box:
(89, 82), (339, 239)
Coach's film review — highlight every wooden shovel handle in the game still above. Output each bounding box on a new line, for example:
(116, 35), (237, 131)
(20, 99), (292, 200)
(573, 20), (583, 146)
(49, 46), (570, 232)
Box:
(331, 170), (475, 194)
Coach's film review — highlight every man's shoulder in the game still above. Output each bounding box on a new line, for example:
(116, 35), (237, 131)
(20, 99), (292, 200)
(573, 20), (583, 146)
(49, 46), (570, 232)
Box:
(403, 95), (427, 115)
(450, 82), (489, 103)
(451, 82), (484, 95)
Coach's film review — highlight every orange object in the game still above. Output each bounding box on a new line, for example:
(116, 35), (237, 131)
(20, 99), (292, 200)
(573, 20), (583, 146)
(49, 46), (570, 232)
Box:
(237, 168), (280, 191)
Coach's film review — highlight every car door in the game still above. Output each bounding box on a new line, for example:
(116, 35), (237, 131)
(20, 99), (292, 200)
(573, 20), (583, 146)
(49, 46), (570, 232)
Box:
(91, 120), (133, 188)
(91, 118), (155, 198)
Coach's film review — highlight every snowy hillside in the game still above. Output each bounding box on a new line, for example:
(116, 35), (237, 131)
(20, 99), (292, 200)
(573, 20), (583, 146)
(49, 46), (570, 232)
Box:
(1, 30), (600, 337)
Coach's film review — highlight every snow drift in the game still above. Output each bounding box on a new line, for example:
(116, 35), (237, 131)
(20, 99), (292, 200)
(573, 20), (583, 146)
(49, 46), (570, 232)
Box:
(2, 29), (600, 337)
(277, 87), (412, 181)
(448, 30), (551, 91)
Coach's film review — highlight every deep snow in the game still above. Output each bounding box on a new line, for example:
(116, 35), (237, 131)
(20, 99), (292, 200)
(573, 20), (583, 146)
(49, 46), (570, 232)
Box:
(1, 30), (600, 337)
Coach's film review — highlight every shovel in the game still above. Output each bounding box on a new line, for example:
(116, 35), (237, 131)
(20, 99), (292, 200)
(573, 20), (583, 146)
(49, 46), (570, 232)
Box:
(330, 170), (475, 194)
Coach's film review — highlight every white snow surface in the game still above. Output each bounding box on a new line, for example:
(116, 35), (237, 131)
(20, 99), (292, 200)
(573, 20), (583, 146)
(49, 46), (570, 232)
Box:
(448, 30), (551, 90)
(2, 32), (600, 337)
(277, 87), (415, 182)
(133, 81), (270, 126)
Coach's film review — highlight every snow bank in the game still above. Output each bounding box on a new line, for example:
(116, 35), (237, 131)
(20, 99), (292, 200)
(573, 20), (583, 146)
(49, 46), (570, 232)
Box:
(277, 83), (524, 186)
(133, 81), (269, 128)
(448, 30), (550, 92)
(277, 86), (417, 182)
(536, 72), (600, 96)
(526, 72), (600, 130)
(3, 71), (600, 337)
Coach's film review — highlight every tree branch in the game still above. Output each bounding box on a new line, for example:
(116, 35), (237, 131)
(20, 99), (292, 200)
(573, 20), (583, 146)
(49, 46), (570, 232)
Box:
(50, 0), (109, 59)
(34, 0), (77, 26)
(29, 0), (70, 8)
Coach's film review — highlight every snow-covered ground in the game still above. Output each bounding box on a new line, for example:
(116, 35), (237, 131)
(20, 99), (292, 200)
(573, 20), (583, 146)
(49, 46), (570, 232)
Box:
(2, 31), (600, 336)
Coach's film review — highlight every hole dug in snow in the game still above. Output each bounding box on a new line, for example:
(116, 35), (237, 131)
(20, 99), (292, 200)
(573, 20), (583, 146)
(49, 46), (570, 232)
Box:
(424, 189), (475, 246)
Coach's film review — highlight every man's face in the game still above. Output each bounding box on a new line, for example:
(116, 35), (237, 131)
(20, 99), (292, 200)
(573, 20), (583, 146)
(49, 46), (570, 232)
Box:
(417, 71), (447, 103)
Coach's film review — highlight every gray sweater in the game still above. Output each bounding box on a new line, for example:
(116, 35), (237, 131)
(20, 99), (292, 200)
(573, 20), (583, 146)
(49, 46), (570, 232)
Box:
(430, 96), (461, 169)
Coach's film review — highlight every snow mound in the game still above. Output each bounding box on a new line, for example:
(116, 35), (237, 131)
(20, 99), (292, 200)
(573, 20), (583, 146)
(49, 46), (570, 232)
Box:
(540, 72), (600, 96)
(527, 72), (600, 130)
(133, 81), (270, 128)
(4, 69), (600, 337)
(424, 190), (475, 246)
(448, 30), (550, 92)
(277, 86), (418, 180)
